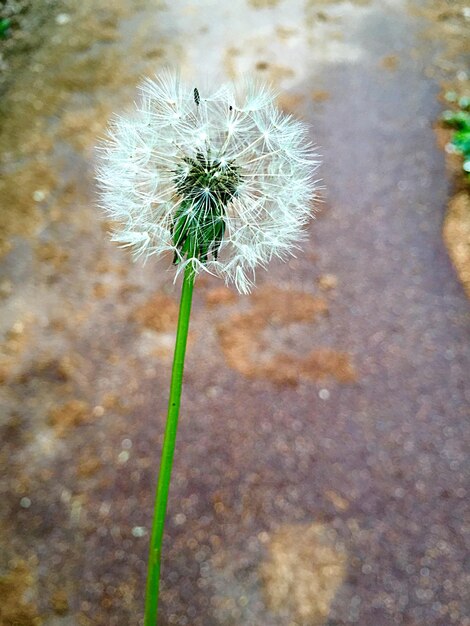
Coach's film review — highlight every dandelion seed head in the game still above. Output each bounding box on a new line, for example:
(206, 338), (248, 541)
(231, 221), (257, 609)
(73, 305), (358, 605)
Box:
(96, 71), (321, 293)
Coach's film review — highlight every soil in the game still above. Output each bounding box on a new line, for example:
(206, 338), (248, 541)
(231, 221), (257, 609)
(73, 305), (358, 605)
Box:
(412, 0), (470, 295)
(0, 1), (469, 625)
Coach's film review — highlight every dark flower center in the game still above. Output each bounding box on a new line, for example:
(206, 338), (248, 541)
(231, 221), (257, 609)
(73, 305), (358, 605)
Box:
(172, 152), (241, 264)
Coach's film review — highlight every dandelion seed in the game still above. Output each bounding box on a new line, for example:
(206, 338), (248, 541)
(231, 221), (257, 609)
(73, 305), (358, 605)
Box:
(96, 71), (320, 293)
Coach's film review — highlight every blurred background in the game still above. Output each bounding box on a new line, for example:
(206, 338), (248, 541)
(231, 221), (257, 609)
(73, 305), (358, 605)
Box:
(0, 1), (469, 625)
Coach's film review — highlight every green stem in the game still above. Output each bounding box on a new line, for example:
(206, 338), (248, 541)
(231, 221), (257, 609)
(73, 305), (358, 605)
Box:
(144, 263), (195, 626)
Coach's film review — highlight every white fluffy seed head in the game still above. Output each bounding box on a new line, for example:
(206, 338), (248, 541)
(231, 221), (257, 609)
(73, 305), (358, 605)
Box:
(96, 70), (321, 294)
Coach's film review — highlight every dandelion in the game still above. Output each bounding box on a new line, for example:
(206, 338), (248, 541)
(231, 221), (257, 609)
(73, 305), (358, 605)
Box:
(97, 71), (320, 294)
(96, 71), (320, 625)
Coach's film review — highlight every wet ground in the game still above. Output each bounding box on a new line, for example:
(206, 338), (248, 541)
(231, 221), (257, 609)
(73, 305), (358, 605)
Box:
(0, 1), (469, 625)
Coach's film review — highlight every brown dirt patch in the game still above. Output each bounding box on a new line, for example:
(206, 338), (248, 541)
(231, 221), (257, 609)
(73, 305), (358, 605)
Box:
(92, 282), (110, 299)
(217, 285), (356, 385)
(0, 1), (165, 257)
(50, 589), (69, 615)
(317, 273), (338, 291)
(415, 0), (470, 297)
(205, 286), (237, 308)
(76, 454), (103, 479)
(132, 293), (179, 332)
(0, 159), (55, 258)
(48, 399), (91, 438)
(0, 318), (36, 380)
(260, 522), (347, 625)
(0, 560), (43, 626)
(312, 90), (331, 103)
(305, 0), (370, 6)
(380, 54), (399, 71)
(277, 92), (305, 113)
(324, 490), (350, 512)
(248, 0), (280, 8)
(261, 348), (357, 386)
(251, 285), (328, 323)
(14, 357), (72, 386)
(443, 192), (470, 297)
(35, 242), (69, 269)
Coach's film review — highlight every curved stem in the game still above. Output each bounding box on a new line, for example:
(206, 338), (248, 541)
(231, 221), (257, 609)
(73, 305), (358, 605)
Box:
(144, 264), (195, 625)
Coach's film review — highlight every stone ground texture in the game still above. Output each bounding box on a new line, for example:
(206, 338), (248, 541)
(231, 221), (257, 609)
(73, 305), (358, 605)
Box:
(0, 1), (469, 625)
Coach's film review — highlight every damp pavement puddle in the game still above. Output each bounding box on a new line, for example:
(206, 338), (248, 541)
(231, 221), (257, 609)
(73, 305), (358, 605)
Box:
(0, 1), (468, 625)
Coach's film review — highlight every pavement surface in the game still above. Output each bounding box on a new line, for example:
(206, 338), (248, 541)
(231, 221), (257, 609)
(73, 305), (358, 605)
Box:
(0, 1), (469, 625)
